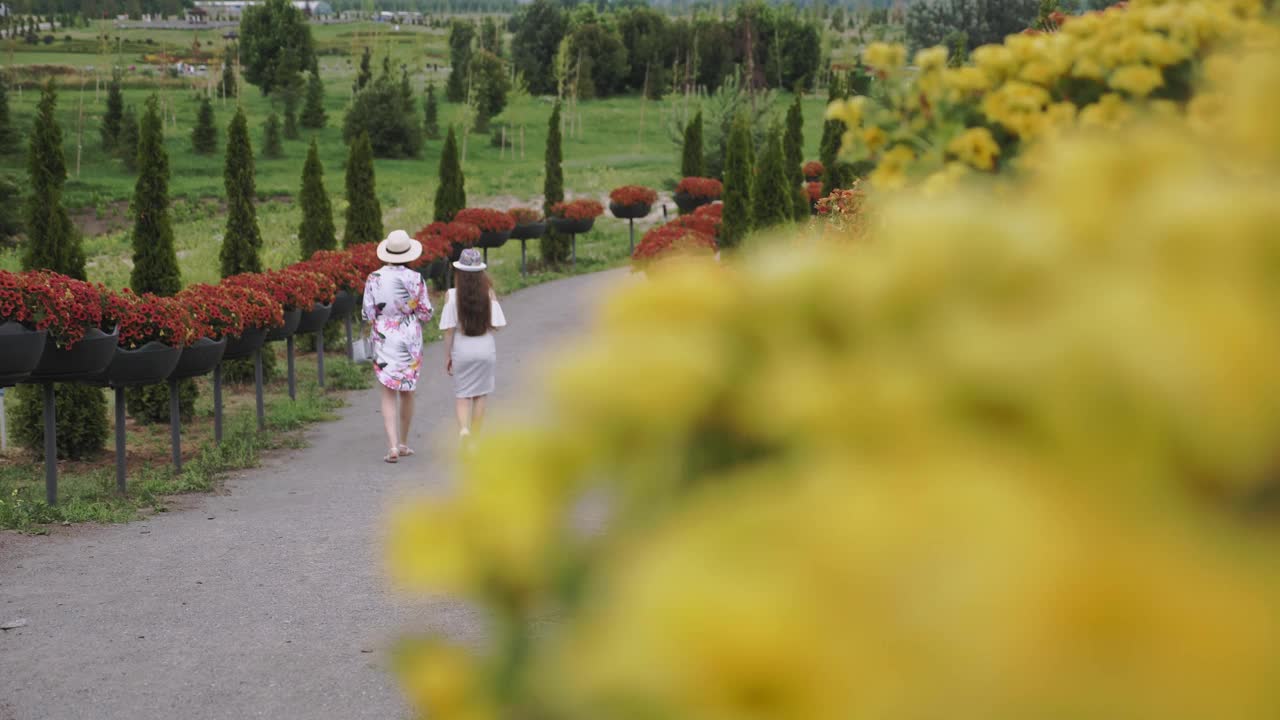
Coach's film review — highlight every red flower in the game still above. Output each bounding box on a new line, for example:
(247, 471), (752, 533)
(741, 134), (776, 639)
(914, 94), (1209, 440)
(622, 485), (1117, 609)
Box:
(346, 243), (386, 278)
(669, 213), (720, 238)
(224, 268), (335, 311)
(675, 177), (723, 199)
(415, 222), (481, 262)
(11, 271), (105, 349)
(609, 185), (658, 206)
(453, 208), (517, 234)
(296, 250), (366, 294)
(508, 207), (543, 225)
(550, 199), (605, 221)
(101, 289), (194, 349)
(806, 181), (823, 202)
(632, 223), (717, 267)
(692, 202), (723, 220)
(803, 161), (825, 178)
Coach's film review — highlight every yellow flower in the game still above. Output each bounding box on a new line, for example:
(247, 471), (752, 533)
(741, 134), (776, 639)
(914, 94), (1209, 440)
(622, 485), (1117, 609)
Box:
(869, 144), (915, 190)
(942, 66), (991, 94)
(972, 44), (1017, 82)
(862, 42), (907, 73)
(386, 499), (470, 594)
(862, 126), (888, 152)
(1110, 64), (1165, 97)
(396, 640), (495, 720)
(824, 96), (865, 129)
(1079, 92), (1135, 130)
(914, 45), (948, 72)
(921, 162), (971, 197)
(947, 127), (1002, 171)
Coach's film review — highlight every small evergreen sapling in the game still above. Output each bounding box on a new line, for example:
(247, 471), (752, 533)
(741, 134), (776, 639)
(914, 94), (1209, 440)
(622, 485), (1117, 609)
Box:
(434, 127), (466, 222)
(342, 130), (382, 247)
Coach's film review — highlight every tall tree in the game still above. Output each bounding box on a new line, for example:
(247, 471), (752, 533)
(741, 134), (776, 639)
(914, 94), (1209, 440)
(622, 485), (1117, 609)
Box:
(470, 49), (509, 134)
(720, 113), (755, 250)
(343, 72), (422, 159)
(819, 75), (847, 195)
(783, 92), (808, 219)
(680, 111), (705, 179)
(342, 131), (381, 247)
(433, 127), (466, 222)
(191, 95), (218, 155)
(298, 138), (335, 257)
(100, 73), (123, 151)
(240, 0), (314, 95)
(0, 73), (18, 155)
(221, 57), (238, 98)
(423, 82), (440, 139)
(14, 81), (105, 459)
(131, 95), (181, 295)
(117, 105), (139, 172)
(541, 101), (569, 264)
(282, 86), (300, 139)
(262, 112), (283, 159)
(445, 20), (476, 103)
(354, 45), (372, 93)
(753, 124), (791, 230)
(510, 0), (567, 96)
(221, 107), (263, 277)
(479, 16), (502, 56)
(300, 70), (326, 129)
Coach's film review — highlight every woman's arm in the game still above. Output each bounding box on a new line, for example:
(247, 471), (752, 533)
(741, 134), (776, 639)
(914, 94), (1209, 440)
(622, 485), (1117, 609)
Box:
(443, 328), (454, 375)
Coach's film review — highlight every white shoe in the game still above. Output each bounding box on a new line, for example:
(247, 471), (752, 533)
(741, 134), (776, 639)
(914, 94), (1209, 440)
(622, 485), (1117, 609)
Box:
(460, 428), (471, 438)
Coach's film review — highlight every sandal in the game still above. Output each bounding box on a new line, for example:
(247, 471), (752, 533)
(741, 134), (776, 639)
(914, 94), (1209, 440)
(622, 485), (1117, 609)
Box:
(397, 444), (415, 458)
(383, 448), (399, 464)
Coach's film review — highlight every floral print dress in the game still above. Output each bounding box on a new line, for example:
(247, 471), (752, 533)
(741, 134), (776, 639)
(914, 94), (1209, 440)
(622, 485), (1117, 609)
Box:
(362, 265), (434, 391)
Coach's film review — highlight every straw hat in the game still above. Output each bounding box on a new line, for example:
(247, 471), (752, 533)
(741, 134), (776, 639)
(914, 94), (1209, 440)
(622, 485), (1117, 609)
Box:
(376, 229), (423, 264)
(453, 247), (487, 272)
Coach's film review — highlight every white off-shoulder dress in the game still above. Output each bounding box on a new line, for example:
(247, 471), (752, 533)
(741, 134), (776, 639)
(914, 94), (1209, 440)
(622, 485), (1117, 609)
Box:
(439, 289), (507, 398)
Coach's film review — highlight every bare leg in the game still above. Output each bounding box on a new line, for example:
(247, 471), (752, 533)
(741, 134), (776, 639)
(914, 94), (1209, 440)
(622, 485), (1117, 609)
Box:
(454, 397), (472, 435)
(398, 390), (415, 450)
(471, 395), (487, 433)
(380, 385), (399, 454)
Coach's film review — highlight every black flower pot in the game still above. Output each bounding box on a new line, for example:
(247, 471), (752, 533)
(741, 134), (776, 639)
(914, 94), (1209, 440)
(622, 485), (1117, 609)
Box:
(30, 326), (120, 382)
(550, 217), (595, 235)
(171, 336), (227, 380)
(449, 242), (472, 262)
(330, 290), (356, 321)
(674, 192), (714, 214)
(265, 308), (303, 342)
(425, 258), (448, 284)
(295, 302), (333, 335)
(0, 321), (48, 387)
(222, 326), (267, 361)
(477, 229), (512, 249)
(805, 174), (822, 183)
(91, 340), (182, 387)
(610, 201), (651, 220)
(510, 222), (547, 240)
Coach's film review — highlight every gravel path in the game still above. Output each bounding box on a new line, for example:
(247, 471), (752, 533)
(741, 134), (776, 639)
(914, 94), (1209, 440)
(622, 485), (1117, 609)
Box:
(0, 269), (629, 720)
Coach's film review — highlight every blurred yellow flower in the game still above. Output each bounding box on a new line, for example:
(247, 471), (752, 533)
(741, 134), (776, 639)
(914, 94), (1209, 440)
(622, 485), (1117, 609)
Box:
(862, 42), (907, 73)
(1110, 63), (1165, 96)
(947, 127), (1002, 171)
(869, 144), (915, 190)
(914, 45), (948, 72)
(861, 126), (888, 152)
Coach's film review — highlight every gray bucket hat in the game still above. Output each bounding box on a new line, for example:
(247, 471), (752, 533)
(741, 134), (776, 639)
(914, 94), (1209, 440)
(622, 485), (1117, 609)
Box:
(453, 247), (487, 272)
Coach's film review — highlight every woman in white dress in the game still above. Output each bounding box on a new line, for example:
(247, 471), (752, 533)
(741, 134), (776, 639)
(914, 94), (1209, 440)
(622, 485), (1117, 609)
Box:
(440, 248), (507, 437)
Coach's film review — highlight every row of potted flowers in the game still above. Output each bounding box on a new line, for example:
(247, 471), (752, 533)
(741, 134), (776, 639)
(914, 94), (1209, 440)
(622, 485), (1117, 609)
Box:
(632, 202), (722, 269)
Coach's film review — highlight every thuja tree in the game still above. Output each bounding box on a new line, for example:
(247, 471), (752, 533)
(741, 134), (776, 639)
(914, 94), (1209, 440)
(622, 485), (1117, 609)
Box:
(12, 82), (107, 459)
(191, 96), (218, 155)
(221, 107), (272, 382)
(282, 86), (300, 140)
(354, 46), (372, 93)
(423, 82), (440, 140)
(753, 124), (791, 230)
(262, 112), (284, 159)
(720, 113), (755, 250)
(342, 130), (381, 247)
(681, 111), (705, 180)
(100, 74), (123, 151)
(300, 70), (326, 129)
(445, 20), (475, 103)
(221, 58), (238, 98)
(541, 101), (569, 264)
(299, 138), (335, 257)
(784, 92), (808, 219)
(117, 105), (139, 172)
(130, 95), (191, 422)
(819, 75), (849, 196)
(434, 126), (466, 222)
(0, 74), (18, 155)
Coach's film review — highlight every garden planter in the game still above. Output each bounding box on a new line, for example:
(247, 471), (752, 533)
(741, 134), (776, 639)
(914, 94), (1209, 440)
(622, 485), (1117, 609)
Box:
(674, 192), (714, 214)
(550, 217), (595, 235)
(330, 290), (356, 321)
(29, 326), (120, 382)
(91, 340), (182, 387)
(265, 308), (303, 342)
(610, 201), (651, 220)
(171, 336), (227, 380)
(295, 302), (333, 335)
(0, 321), (48, 387)
(449, 242), (472, 262)
(805, 174), (822, 183)
(222, 326), (267, 361)
(510, 222), (547, 240)
(477, 229), (511, 249)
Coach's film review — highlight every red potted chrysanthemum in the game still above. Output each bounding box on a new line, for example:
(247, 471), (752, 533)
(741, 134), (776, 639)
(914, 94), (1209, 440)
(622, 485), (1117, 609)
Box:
(92, 289), (190, 387)
(297, 249), (367, 322)
(803, 161), (825, 182)
(508, 207), (546, 241)
(631, 223), (717, 273)
(0, 270), (51, 386)
(674, 177), (722, 214)
(609, 185), (658, 220)
(454, 208), (516, 250)
(549, 198), (604, 235)
(22, 271), (119, 383)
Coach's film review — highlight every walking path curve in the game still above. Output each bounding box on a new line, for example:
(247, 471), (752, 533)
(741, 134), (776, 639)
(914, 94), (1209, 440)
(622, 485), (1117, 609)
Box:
(0, 269), (629, 720)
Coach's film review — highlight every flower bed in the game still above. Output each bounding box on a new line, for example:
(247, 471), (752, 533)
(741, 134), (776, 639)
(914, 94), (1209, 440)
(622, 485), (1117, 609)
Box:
(7, 271), (106, 349)
(453, 208), (517, 234)
(609, 185), (658, 207)
(416, 222), (482, 262)
(669, 213), (720, 239)
(631, 224), (717, 268)
(508, 207), (543, 225)
(225, 268), (334, 311)
(675, 177), (723, 199)
(297, 250), (367, 294)
(176, 283), (248, 340)
(102, 289), (193, 349)
(551, 199), (605, 221)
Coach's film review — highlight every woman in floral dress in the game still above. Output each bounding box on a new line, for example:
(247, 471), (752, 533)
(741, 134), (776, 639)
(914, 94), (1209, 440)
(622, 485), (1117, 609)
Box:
(362, 230), (434, 463)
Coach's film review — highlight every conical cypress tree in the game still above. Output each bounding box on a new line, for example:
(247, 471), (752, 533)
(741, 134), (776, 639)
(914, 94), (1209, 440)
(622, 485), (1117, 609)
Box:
(754, 124), (791, 230)
(100, 74), (123, 151)
(819, 75), (847, 196)
(433, 126), (466, 222)
(221, 59), (237, 98)
(342, 131), (381, 247)
(0, 74), (17, 155)
(262, 112), (283, 159)
(680, 111), (705, 180)
(720, 113), (755, 250)
(282, 89), (300, 140)
(300, 70), (326, 129)
(129, 95), (190, 423)
(117, 105), (139, 172)
(423, 82), (439, 139)
(12, 81), (106, 459)
(354, 46), (372, 93)
(221, 107), (263, 277)
(784, 92), (808, 220)
(299, 138), (335, 257)
(541, 101), (569, 264)
(191, 95), (218, 155)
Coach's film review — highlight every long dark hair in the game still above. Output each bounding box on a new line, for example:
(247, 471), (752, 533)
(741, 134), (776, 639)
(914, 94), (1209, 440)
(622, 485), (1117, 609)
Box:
(455, 269), (492, 337)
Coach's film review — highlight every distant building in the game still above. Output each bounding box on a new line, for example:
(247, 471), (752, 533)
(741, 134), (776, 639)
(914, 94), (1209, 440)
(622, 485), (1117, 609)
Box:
(194, 1), (333, 21)
(186, 6), (209, 23)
